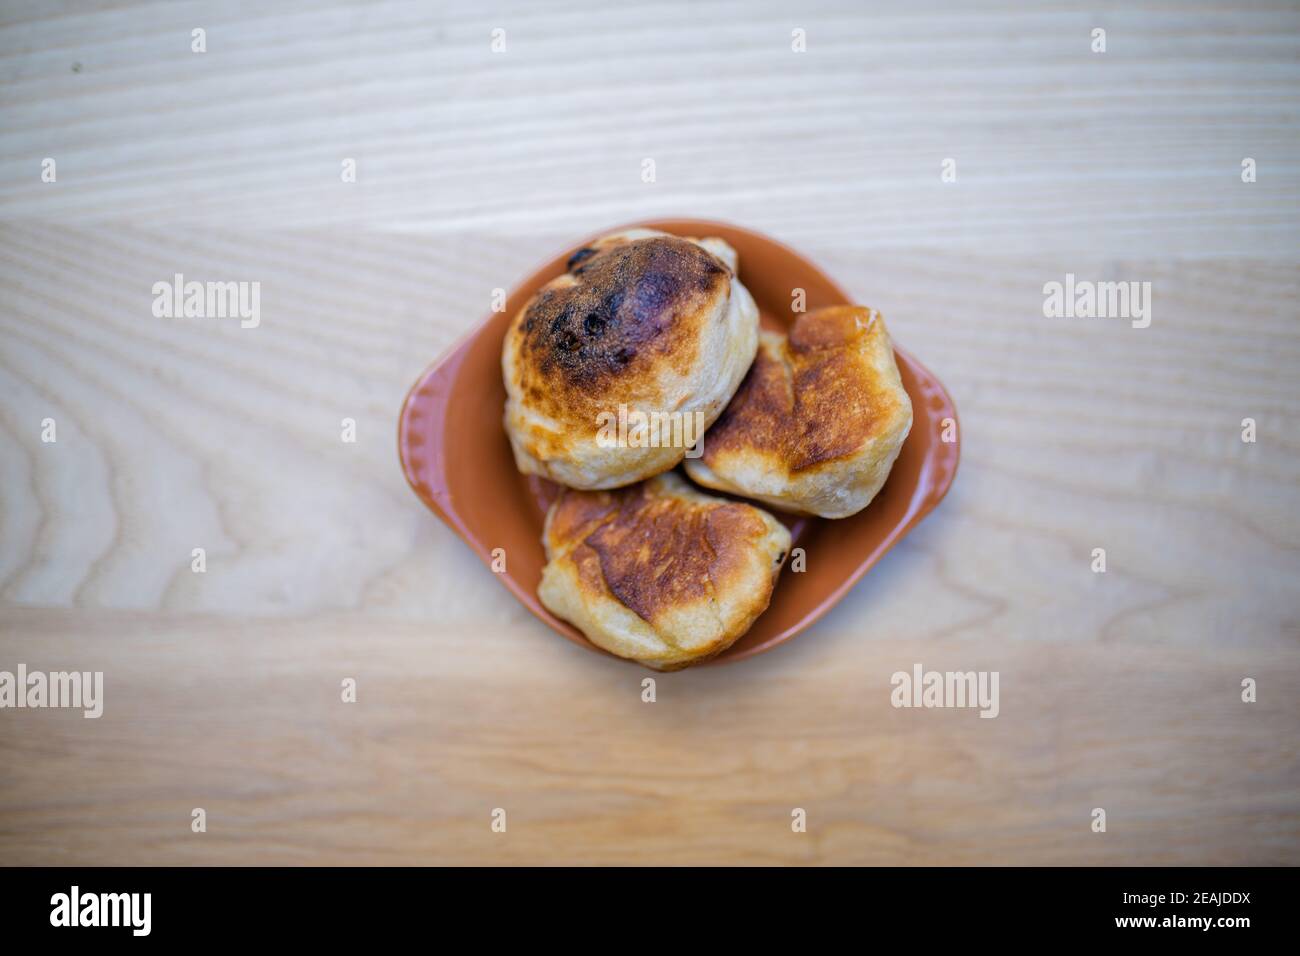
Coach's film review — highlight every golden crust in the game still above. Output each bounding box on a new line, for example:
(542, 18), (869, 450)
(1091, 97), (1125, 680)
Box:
(538, 472), (791, 670)
(684, 306), (913, 519)
(503, 230), (758, 490)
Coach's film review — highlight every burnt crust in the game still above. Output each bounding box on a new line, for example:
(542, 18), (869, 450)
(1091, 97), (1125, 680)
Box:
(512, 235), (731, 419)
(701, 306), (900, 473)
(547, 480), (772, 626)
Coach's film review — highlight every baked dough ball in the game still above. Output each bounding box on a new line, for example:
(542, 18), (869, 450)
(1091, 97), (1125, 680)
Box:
(684, 306), (913, 519)
(503, 229), (759, 489)
(538, 472), (791, 670)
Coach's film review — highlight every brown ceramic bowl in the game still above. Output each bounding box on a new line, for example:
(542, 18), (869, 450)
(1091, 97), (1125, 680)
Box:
(398, 219), (960, 666)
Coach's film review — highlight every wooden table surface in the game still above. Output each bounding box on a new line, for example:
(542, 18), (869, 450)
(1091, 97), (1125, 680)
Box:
(1, 1), (1297, 865)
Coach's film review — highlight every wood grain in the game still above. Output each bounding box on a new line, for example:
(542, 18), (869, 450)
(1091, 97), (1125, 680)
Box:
(1, 0), (1297, 865)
